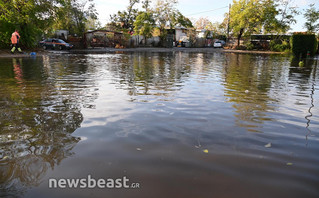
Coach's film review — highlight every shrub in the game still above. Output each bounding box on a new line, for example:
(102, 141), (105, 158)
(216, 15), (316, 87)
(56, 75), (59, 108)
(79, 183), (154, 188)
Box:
(246, 43), (255, 50)
(235, 45), (247, 50)
(270, 39), (290, 52)
(291, 33), (318, 57)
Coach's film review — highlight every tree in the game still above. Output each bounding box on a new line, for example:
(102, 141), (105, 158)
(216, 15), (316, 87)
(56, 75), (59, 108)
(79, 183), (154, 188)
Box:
(0, 0), (98, 48)
(153, 0), (178, 30)
(153, 0), (192, 44)
(109, 0), (140, 32)
(229, 0), (278, 46)
(274, 0), (299, 34)
(210, 22), (227, 35)
(170, 11), (193, 28)
(54, 0), (98, 36)
(85, 16), (102, 30)
(194, 17), (211, 30)
(133, 11), (155, 43)
(0, 0), (58, 47)
(142, 0), (152, 12)
(304, 4), (319, 33)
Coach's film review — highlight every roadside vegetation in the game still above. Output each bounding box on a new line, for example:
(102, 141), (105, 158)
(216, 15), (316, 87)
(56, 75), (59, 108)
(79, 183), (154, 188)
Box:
(0, 0), (98, 48)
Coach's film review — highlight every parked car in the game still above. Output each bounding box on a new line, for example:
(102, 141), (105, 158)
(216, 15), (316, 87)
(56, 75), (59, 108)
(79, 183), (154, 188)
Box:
(39, 38), (73, 50)
(213, 40), (225, 48)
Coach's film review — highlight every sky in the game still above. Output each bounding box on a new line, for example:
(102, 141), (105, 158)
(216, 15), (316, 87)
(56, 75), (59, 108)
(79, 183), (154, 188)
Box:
(94, 0), (319, 32)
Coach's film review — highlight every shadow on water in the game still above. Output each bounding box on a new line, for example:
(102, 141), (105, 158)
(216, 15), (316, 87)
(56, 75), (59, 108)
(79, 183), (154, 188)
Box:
(0, 56), (98, 197)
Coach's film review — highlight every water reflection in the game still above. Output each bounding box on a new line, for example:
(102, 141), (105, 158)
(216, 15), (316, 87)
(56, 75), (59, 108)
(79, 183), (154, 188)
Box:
(0, 56), (98, 197)
(0, 53), (318, 198)
(223, 54), (278, 132)
(290, 57), (318, 142)
(107, 52), (191, 99)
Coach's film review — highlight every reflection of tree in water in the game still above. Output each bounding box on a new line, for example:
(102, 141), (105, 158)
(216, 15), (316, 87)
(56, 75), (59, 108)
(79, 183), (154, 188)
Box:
(107, 52), (192, 99)
(289, 57), (316, 91)
(223, 54), (280, 132)
(0, 56), (97, 197)
(289, 57), (318, 141)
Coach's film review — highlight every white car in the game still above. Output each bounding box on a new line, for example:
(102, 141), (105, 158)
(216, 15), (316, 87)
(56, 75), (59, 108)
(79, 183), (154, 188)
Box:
(213, 41), (223, 48)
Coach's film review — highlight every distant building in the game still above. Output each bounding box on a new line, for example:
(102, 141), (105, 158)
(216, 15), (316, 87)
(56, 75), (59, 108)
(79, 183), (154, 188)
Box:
(55, 30), (68, 40)
(84, 30), (123, 48)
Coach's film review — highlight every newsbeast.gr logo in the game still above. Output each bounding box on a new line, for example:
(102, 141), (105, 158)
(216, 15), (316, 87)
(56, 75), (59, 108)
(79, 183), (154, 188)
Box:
(48, 175), (140, 189)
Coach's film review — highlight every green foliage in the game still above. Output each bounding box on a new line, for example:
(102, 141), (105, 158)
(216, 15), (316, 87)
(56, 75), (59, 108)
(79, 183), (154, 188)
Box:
(304, 4), (319, 33)
(229, 0), (278, 46)
(0, 0), (97, 48)
(269, 39), (290, 52)
(133, 12), (155, 39)
(275, 0), (299, 33)
(108, 0), (140, 32)
(246, 43), (255, 50)
(170, 11), (193, 28)
(228, 0), (300, 47)
(0, 0), (57, 48)
(291, 33), (318, 57)
(153, 0), (178, 30)
(54, 0), (98, 36)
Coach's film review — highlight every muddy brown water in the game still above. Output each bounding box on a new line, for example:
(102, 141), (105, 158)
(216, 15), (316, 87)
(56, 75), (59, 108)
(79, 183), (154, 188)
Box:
(0, 52), (318, 198)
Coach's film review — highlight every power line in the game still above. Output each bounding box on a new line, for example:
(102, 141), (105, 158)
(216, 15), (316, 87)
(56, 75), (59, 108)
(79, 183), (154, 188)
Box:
(186, 6), (228, 16)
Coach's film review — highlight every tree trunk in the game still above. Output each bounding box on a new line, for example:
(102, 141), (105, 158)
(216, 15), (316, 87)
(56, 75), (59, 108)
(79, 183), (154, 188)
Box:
(237, 28), (244, 47)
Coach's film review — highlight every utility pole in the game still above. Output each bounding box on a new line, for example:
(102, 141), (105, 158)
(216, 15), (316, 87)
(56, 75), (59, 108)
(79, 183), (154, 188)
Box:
(227, 3), (231, 42)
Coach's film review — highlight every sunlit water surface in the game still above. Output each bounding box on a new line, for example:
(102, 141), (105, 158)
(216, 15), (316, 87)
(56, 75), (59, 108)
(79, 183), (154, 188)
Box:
(0, 52), (318, 198)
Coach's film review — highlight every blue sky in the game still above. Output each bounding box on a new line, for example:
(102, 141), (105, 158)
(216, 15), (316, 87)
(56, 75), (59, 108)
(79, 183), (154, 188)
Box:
(94, 0), (319, 32)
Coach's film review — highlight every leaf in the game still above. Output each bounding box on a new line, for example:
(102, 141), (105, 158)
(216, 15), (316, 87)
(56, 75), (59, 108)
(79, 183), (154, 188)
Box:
(264, 143), (272, 148)
(286, 162), (293, 166)
(203, 149), (209, 153)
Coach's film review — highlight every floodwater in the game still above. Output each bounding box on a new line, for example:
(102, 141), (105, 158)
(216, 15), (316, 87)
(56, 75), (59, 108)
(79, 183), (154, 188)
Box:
(0, 52), (318, 198)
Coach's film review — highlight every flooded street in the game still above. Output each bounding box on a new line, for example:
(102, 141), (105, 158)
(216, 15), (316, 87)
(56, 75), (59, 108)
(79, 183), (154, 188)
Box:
(0, 52), (318, 198)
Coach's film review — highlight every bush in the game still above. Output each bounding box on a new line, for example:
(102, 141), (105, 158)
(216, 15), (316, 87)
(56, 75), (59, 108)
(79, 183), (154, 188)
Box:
(246, 43), (255, 50)
(291, 33), (318, 57)
(235, 45), (247, 50)
(270, 39), (290, 52)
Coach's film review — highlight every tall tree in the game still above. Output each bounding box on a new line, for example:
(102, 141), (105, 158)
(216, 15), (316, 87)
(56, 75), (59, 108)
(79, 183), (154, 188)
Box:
(229, 0), (278, 46)
(274, 0), (299, 34)
(109, 0), (140, 32)
(0, 0), (58, 47)
(133, 11), (155, 43)
(194, 17), (211, 30)
(153, 0), (178, 30)
(304, 4), (319, 33)
(54, 0), (98, 36)
(171, 11), (193, 28)
(0, 0), (98, 47)
(142, 0), (152, 12)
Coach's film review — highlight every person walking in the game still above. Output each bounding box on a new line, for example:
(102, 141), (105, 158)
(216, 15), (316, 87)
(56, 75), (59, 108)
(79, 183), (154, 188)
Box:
(11, 30), (22, 54)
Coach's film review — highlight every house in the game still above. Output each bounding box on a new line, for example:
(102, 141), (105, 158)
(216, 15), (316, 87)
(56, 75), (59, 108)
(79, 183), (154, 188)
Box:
(175, 26), (189, 42)
(84, 30), (123, 48)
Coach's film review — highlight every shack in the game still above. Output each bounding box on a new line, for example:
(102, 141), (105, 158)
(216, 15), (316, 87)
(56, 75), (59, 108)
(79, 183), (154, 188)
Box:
(84, 30), (123, 48)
